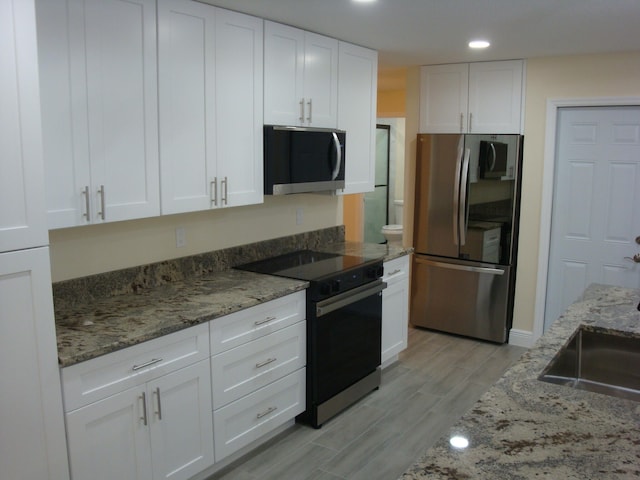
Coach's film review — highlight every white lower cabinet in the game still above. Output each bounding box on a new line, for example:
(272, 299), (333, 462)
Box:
(63, 324), (214, 480)
(381, 256), (410, 365)
(213, 369), (305, 460)
(210, 291), (307, 461)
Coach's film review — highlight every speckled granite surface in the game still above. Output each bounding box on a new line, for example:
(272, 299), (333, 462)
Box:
(55, 270), (308, 367)
(54, 226), (412, 367)
(400, 284), (640, 479)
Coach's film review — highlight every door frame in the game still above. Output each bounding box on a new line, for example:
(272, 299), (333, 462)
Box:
(532, 96), (640, 341)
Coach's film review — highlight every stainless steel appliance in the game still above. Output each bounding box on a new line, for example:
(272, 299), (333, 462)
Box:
(263, 126), (346, 195)
(236, 250), (385, 428)
(411, 133), (523, 343)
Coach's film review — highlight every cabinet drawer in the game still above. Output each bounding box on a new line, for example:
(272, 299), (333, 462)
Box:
(213, 368), (305, 461)
(210, 291), (305, 354)
(62, 323), (209, 411)
(211, 321), (305, 409)
(382, 256), (410, 286)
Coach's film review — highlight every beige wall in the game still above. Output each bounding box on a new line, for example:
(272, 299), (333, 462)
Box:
(50, 194), (341, 282)
(513, 51), (640, 333)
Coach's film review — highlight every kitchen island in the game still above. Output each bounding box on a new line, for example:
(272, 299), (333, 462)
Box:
(400, 284), (640, 479)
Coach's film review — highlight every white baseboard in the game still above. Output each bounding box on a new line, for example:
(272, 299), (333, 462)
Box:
(508, 328), (534, 348)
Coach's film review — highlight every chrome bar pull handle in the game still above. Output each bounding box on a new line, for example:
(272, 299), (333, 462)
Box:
(210, 178), (217, 206)
(469, 112), (473, 132)
(256, 406), (277, 419)
(460, 113), (464, 132)
(82, 186), (90, 221)
(299, 98), (305, 123)
(307, 99), (312, 123)
(254, 316), (276, 326)
(140, 392), (148, 426)
(132, 358), (163, 371)
(154, 387), (162, 420)
(255, 357), (277, 369)
(97, 185), (105, 220)
(221, 176), (228, 205)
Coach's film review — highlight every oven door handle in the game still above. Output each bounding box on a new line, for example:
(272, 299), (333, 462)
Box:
(315, 280), (387, 317)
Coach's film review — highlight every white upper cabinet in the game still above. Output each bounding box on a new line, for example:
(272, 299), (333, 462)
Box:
(158, 0), (217, 215)
(158, 2), (263, 214)
(38, 0), (160, 228)
(215, 9), (264, 207)
(337, 41), (378, 194)
(264, 21), (338, 128)
(0, 0), (48, 251)
(420, 60), (524, 134)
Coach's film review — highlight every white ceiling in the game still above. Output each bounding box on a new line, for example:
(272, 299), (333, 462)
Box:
(201, 0), (640, 85)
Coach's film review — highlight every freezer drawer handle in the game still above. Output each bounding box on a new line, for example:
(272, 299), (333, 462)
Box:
(420, 258), (504, 276)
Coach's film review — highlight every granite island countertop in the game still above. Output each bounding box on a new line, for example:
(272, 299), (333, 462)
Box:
(400, 284), (640, 479)
(54, 236), (412, 368)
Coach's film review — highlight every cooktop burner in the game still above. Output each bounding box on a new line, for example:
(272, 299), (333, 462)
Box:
(235, 249), (382, 282)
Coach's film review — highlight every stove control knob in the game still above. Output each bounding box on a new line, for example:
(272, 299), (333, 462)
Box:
(320, 283), (331, 295)
(331, 279), (341, 293)
(366, 266), (383, 279)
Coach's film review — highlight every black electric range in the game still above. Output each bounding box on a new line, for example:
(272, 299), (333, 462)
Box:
(236, 250), (386, 428)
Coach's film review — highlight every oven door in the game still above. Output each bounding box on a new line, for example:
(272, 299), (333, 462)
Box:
(310, 280), (385, 405)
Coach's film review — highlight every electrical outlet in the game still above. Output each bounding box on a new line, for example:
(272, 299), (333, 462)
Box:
(296, 207), (303, 225)
(175, 227), (186, 248)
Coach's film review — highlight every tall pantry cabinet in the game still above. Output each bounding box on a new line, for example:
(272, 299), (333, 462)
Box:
(0, 0), (70, 478)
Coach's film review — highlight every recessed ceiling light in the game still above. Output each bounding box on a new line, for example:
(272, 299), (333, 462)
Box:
(353, 0), (376, 3)
(469, 40), (490, 49)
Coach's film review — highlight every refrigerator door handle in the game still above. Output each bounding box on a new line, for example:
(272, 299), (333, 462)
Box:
(452, 138), (465, 246)
(417, 257), (505, 276)
(459, 148), (471, 246)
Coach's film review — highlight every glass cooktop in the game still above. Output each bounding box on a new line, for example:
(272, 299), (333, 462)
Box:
(235, 249), (381, 281)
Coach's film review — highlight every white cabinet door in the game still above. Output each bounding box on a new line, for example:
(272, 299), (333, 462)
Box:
(381, 256), (409, 365)
(85, 0), (160, 223)
(0, 247), (70, 479)
(419, 63), (469, 134)
(468, 60), (523, 134)
(420, 61), (524, 134)
(0, 0), (47, 251)
(158, 0), (217, 215)
(338, 42), (378, 194)
(36, 0), (92, 229)
(150, 360), (214, 480)
(264, 21), (337, 128)
(38, 0), (160, 227)
(264, 21), (304, 126)
(216, 8), (264, 207)
(66, 386), (153, 480)
(302, 32), (338, 128)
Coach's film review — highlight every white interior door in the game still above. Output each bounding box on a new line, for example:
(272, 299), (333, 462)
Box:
(545, 106), (640, 330)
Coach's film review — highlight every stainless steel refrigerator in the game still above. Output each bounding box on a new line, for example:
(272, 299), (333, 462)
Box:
(411, 133), (523, 343)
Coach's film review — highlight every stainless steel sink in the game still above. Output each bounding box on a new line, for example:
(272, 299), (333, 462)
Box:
(539, 327), (640, 402)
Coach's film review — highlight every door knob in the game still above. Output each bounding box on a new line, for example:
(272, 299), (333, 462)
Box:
(636, 236), (640, 245)
(625, 253), (640, 263)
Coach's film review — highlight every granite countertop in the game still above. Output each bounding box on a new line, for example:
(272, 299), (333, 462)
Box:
(55, 269), (309, 367)
(400, 284), (640, 479)
(54, 238), (412, 368)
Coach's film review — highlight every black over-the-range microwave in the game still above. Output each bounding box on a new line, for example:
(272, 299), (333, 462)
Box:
(263, 125), (346, 195)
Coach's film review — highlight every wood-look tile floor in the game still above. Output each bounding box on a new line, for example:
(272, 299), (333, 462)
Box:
(207, 327), (527, 480)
